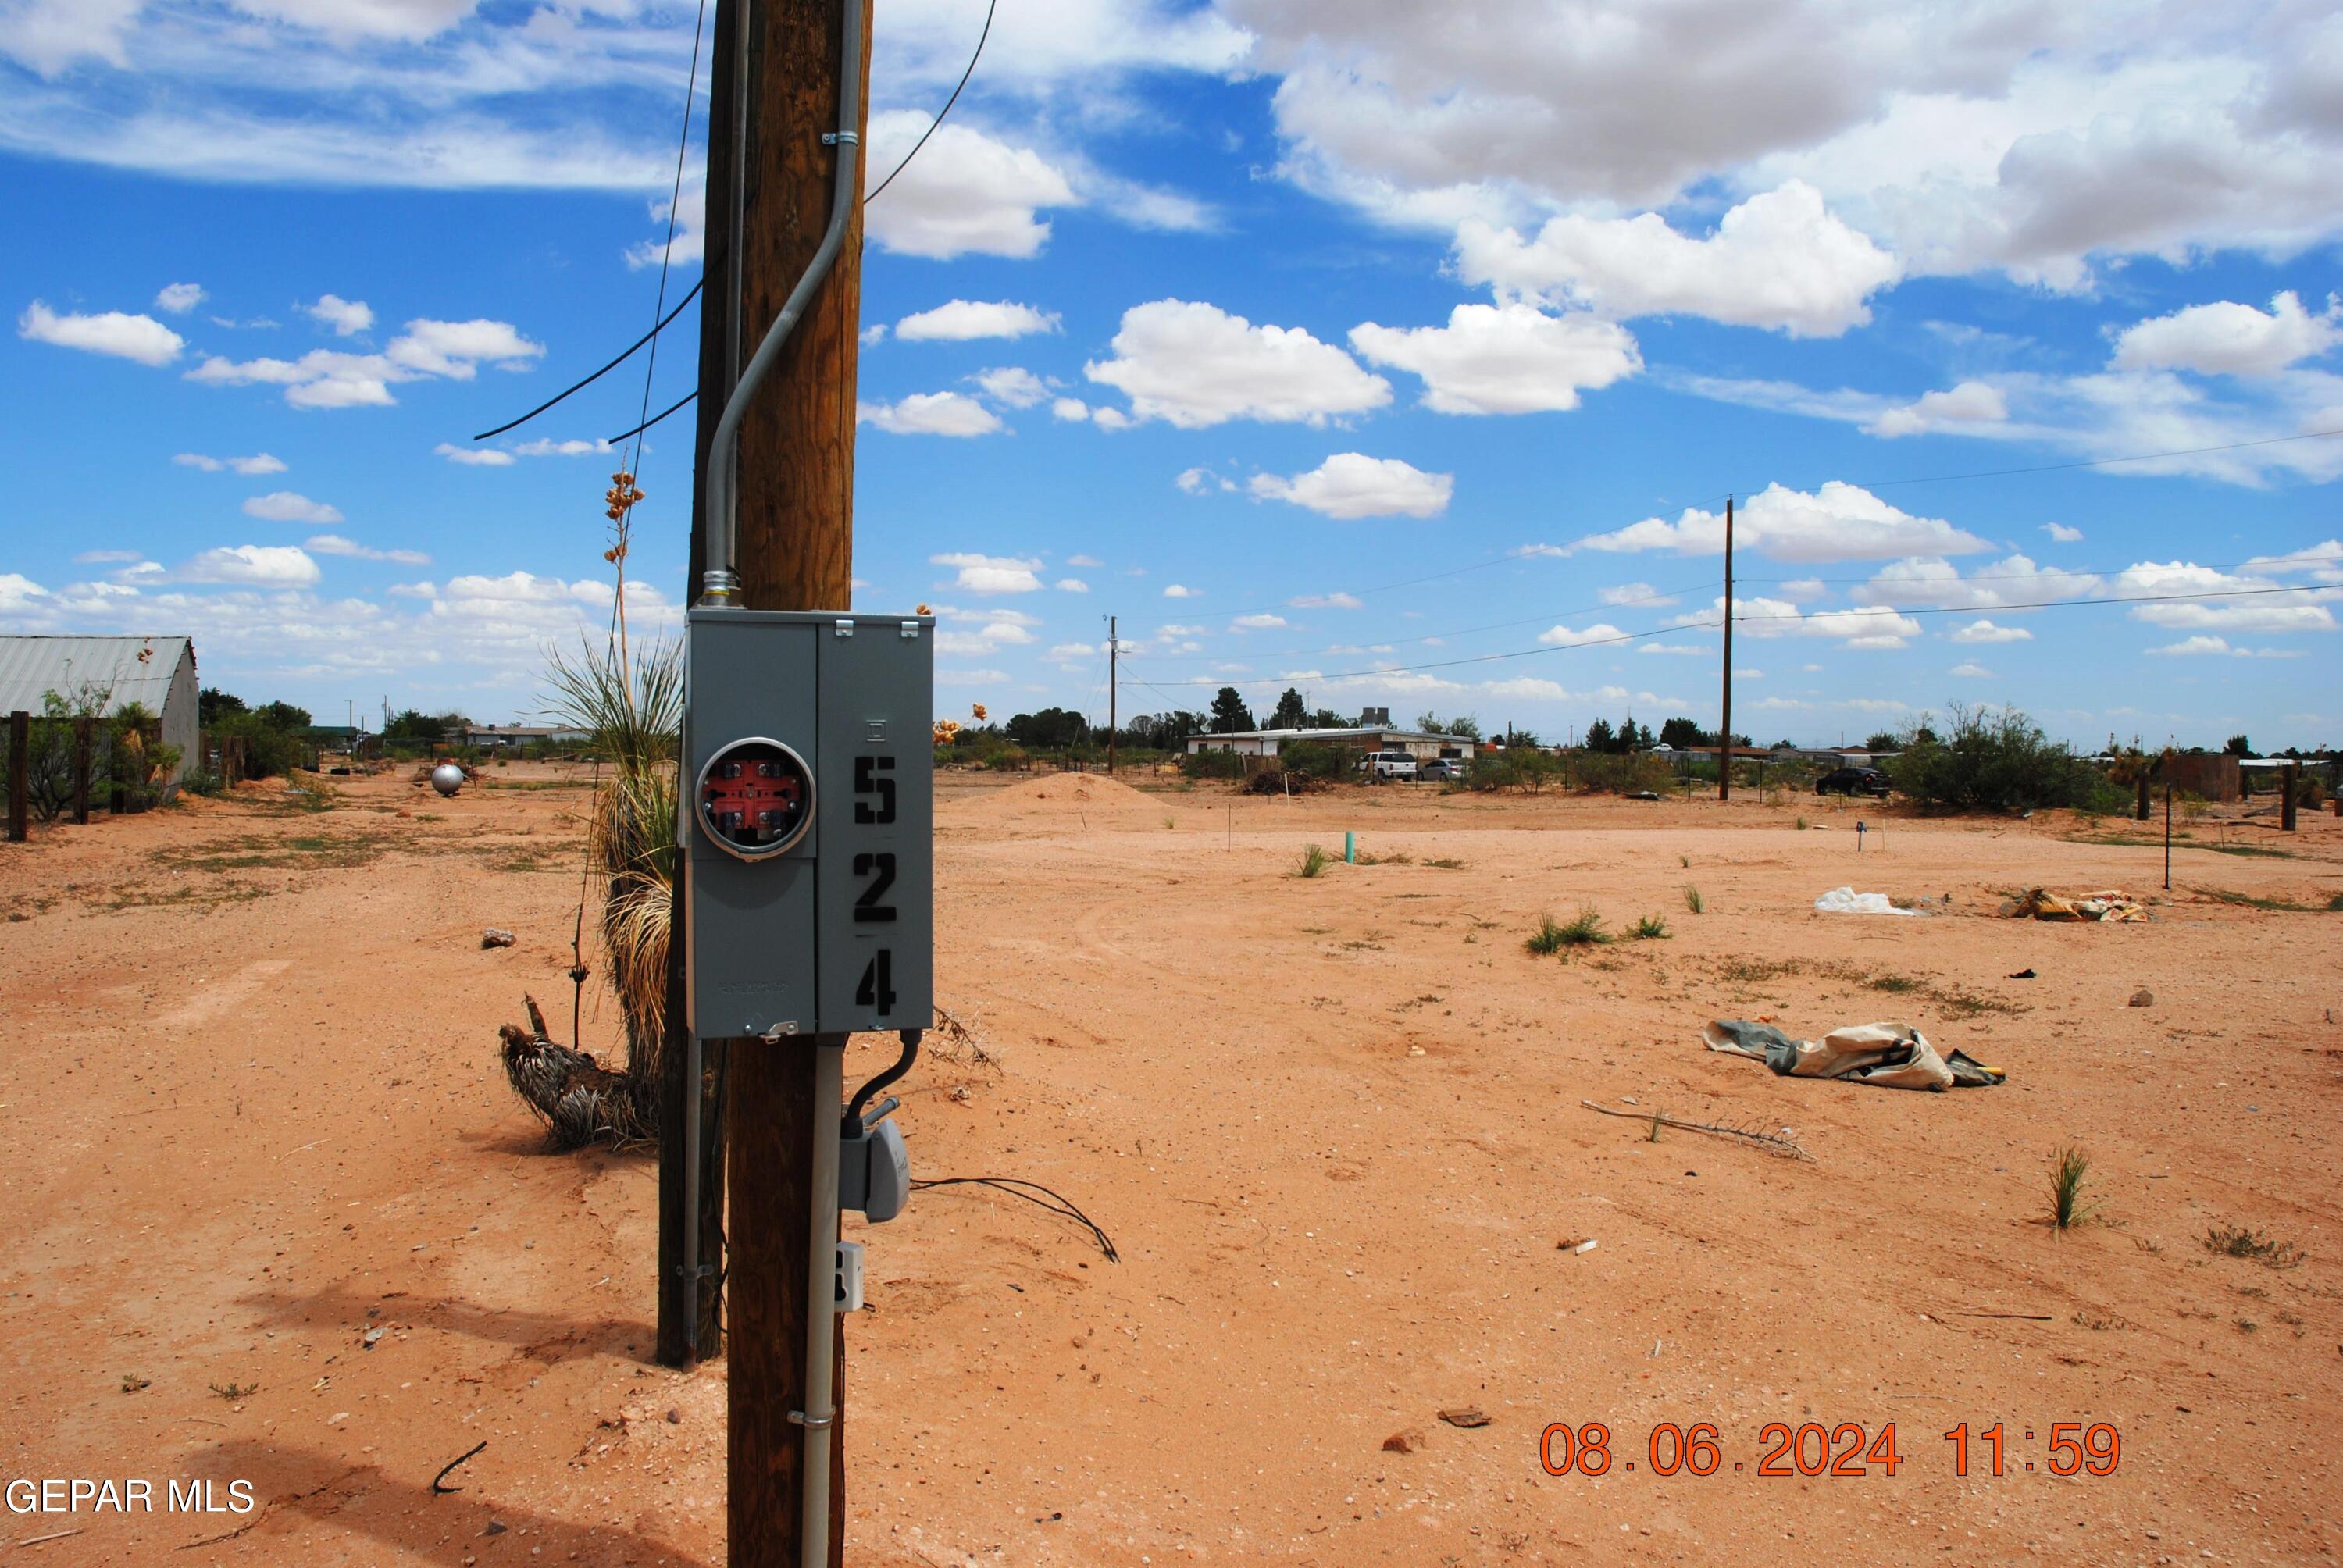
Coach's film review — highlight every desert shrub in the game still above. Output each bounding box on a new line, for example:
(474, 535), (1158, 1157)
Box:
(1681, 884), (1704, 914)
(209, 709), (307, 779)
(1565, 750), (1674, 796)
(2048, 1146), (2095, 1230)
(1277, 741), (1354, 782)
(1886, 704), (2102, 813)
(1294, 843), (1331, 878)
(1180, 748), (1246, 780)
(1463, 754), (1518, 792)
(1510, 749), (1560, 793)
(1629, 914), (1671, 940)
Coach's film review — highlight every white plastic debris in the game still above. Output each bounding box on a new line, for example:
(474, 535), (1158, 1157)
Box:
(1813, 886), (1921, 916)
(1574, 1238), (1599, 1255)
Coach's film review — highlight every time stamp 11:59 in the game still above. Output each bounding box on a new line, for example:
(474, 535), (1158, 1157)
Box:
(1539, 1422), (2122, 1480)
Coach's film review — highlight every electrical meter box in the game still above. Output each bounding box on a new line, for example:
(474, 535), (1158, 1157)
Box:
(683, 607), (934, 1040)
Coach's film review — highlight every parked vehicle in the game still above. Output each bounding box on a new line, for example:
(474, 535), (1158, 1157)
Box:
(1418, 757), (1464, 781)
(1815, 765), (1891, 797)
(1359, 748), (1418, 781)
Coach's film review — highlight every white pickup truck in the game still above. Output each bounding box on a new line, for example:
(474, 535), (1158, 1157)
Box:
(1359, 748), (1418, 781)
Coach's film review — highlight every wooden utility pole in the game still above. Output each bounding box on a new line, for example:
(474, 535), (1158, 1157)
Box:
(667, 0), (871, 1561)
(1106, 615), (1118, 775)
(2283, 760), (2299, 832)
(1717, 494), (1735, 801)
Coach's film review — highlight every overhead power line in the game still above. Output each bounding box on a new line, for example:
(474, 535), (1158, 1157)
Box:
(866, 0), (999, 204)
(619, 0), (710, 479)
(473, 280), (701, 444)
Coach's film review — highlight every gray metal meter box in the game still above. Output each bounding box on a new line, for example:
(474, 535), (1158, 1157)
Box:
(683, 607), (933, 1039)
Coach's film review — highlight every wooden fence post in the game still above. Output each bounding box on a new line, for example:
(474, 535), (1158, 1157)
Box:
(2282, 761), (2298, 832)
(7, 711), (27, 843)
(73, 717), (91, 825)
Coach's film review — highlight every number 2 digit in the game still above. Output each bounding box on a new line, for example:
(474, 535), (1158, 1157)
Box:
(853, 852), (897, 921)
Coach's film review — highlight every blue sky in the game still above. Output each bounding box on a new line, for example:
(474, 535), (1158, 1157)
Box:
(3, 1), (2339, 747)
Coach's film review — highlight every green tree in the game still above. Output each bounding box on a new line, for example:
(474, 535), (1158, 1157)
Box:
(255, 700), (313, 732)
(1659, 717), (1707, 749)
(1310, 708), (1347, 729)
(2224, 734), (2252, 757)
(1582, 717), (1617, 753)
(1863, 730), (1899, 752)
(1208, 686), (1255, 734)
(1005, 707), (1089, 748)
(1267, 687), (1309, 729)
(199, 687), (248, 725)
(383, 708), (444, 741)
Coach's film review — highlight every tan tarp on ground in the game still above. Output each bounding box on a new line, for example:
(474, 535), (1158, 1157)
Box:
(1704, 1019), (2006, 1092)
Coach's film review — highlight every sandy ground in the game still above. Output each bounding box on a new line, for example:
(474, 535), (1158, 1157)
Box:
(2, 763), (2341, 1566)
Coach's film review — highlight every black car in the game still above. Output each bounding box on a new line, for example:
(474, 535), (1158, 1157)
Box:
(1815, 766), (1890, 797)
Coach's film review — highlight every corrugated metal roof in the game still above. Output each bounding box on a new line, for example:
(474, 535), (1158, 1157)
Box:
(0, 636), (194, 717)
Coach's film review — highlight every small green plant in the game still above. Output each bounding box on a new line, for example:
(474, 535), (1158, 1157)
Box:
(121, 1374), (149, 1394)
(1681, 884), (1703, 914)
(2202, 1225), (2304, 1267)
(1795, 814), (1809, 830)
(1421, 856), (1467, 870)
(208, 1381), (258, 1400)
(1629, 914), (1670, 940)
(1163, 815), (1175, 829)
(2048, 1146), (2095, 1230)
(1294, 843), (1332, 878)
(1554, 907), (1610, 946)
(1647, 1110), (1664, 1142)
(1678, 854), (1689, 868)
(1525, 914), (1570, 955)
(1869, 972), (1921, 993)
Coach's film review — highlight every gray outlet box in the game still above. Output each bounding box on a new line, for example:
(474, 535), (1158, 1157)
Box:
(683, 608), (933, 1039)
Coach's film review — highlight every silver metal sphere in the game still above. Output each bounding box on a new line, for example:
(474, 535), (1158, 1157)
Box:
(430, 762), (465, 797)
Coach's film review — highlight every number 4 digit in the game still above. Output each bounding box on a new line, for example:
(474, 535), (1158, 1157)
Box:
(1867, 1424), (1901, 1475)
(856, 950), (896, 1014)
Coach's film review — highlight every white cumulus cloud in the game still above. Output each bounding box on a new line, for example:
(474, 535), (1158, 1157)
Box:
(19, 300), (184, 365)
(301, 294), (373, 336)
(242, 490), (344, 524)
(1085, 299), (1391, 428)
(2112, 291), (2341, 377)
(930, 553), (1042, 594)
(305, 533), (429, 565)
(1865, 380), (2010, 437)
(896, 300), (1061, 340)
(153, 282), (205, 315)
(434, 441), (516, 466)
(176, 544), (319, 587)
(863, 112), (1078, 260)
(1248, 453), (1453, 519)
(1577, 482), (1987, 563)
(1454, 183), (1900, 338)
(1950, 619), (2033, 643)
(971, 366), (1049, 408)
(1349, 301), (1640, 415)
(858, 392), (1005, 437)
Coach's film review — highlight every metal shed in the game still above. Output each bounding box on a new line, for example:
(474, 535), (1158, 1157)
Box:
(0, 636), (200, 783)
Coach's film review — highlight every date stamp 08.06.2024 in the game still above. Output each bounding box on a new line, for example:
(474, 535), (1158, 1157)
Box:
(1539, 1421), (2121, 1481)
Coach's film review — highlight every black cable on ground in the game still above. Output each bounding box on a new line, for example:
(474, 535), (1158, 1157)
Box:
(911, 1175), (1119, 1262)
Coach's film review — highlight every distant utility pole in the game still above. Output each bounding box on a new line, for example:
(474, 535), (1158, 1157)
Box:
(662, 0), (869, 1563)
(1107, 615), (1118, 775)
(1718, 493), (1735, 801)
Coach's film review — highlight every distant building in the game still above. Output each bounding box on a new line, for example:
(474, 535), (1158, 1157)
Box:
(1186, 725), (1477, 762)
(460, 724), (592, 750)
(0, 635), (198, 782)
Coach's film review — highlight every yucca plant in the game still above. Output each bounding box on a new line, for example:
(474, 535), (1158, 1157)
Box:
(2048, 1146), (2095, 1231)
(503, 634), (683, 1147)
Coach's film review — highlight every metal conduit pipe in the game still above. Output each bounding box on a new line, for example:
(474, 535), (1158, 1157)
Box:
(697, 0), (864, 604)
(799, 1038), (846, 1563)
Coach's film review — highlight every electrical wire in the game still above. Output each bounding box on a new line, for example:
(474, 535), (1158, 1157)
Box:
(1112, 583), (2329, 690)
(608, 388), (697, 445)
(865, 0), (998, 205)
(622, 0), (710, 480)
(473, 280), (701, 444)
(910, 1176), (1118, 1262)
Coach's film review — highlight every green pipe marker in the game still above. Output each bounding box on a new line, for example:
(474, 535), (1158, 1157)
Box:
(1345, 831), (1355, 863)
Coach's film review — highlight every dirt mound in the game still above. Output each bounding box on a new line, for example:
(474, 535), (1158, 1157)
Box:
(955, 772), (1161, 821)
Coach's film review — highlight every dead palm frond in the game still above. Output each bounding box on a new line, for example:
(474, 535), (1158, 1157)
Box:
(501, 637), (683, 1143)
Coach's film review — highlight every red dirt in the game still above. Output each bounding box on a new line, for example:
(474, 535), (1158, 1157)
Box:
(3, 766), (2339, 1564)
